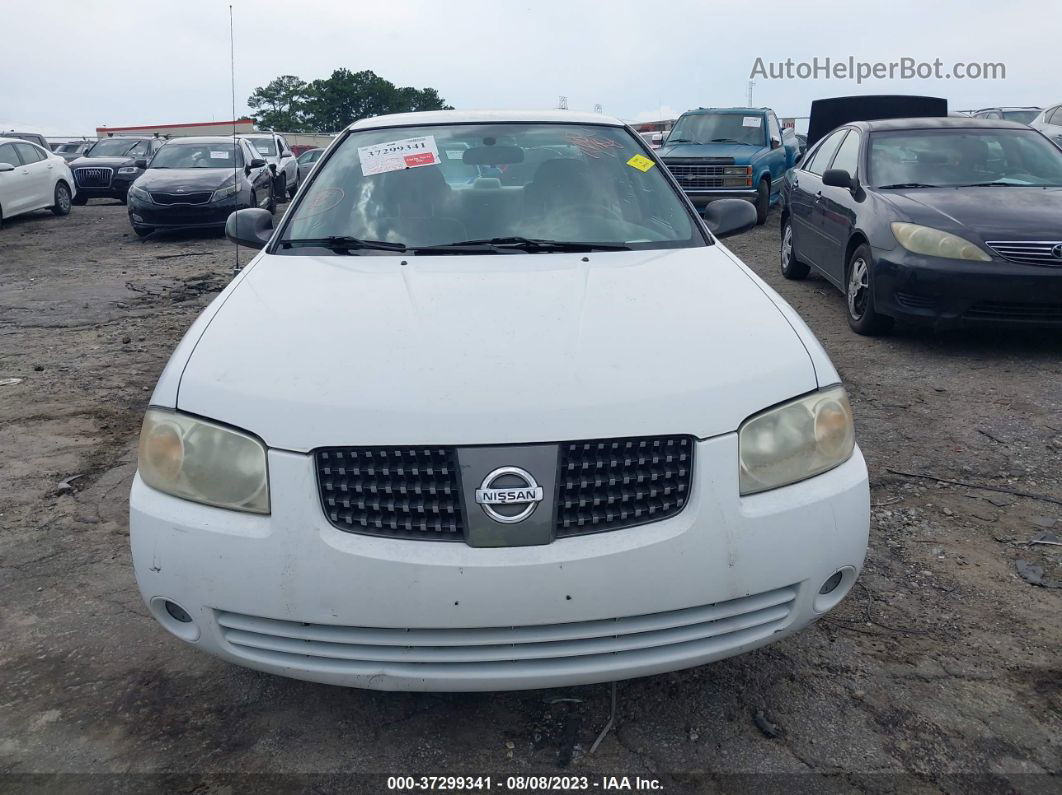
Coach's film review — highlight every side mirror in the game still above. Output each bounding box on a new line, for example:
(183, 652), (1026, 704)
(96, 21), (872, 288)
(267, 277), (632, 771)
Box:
(225, 208), (274, 250)
(822, 168), (854, 189)
(0, 163), (14, 173)
(704, 199), (757, 239)
(770, 137), (781, 149)
(280, 152), (291, 159)
(793, 152), (804, 166)
(134, 159), (148, 170)
(651, 132), (664, 145)
(250, 158), (267, 169)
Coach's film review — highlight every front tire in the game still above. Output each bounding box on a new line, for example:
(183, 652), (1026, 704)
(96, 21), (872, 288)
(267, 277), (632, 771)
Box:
(51, 183), (72, 216)
(287, 173), (298, 199)
(780, 217), (810, 279)
(846, 243), (893, 336)
(754, 179), (770, 225)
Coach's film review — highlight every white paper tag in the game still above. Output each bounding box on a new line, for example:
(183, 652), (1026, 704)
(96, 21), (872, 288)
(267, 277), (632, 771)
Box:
(256, 145), (270, 154)
(742, 116), (762, 128)
(359, 135), (441, 176)
(210, 151), (229, 159)
(446, 149), (466, 161)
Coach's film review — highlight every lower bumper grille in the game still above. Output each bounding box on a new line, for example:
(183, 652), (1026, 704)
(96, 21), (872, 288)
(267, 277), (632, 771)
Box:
(151, 191), (212, 205)
(894, 291), (939, 310)
(964, 301), (1062, 322)
(216, 584), (797, 674)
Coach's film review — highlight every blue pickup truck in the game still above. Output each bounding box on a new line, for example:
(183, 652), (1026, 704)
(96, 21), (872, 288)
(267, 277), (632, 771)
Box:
(658, 107), (799, 224)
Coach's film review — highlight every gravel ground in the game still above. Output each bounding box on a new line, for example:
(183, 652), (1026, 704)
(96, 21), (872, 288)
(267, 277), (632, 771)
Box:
(1, 199), (1059, 792)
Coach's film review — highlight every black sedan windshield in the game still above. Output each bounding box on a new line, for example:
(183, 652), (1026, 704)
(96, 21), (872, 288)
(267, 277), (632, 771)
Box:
(869, 129), (1062, 188)
(667, 113), (765, 146)
(279, 123), (701, 251)
(150, 143), (244, 169)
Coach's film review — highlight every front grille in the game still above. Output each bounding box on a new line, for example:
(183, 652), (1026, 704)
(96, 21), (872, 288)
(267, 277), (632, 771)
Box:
(315, 447), (464, 540)
(151, 191), (213, 205)
(216, 584), (797, 677)
(985, 240), (1062, 266)
(74, 166), (112, 188)
(555, 436), (693, 537)
(663, 160), (747, 190)
(964, 301), (1062, 322)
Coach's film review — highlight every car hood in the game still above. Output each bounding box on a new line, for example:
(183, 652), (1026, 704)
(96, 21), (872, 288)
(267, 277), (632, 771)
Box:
(880, 186), (1062, 240)
(659, 142), (761, 162)
(176, 247), (818, 450)
(69, 156), (135, 168)
(136, 168), (233, 191)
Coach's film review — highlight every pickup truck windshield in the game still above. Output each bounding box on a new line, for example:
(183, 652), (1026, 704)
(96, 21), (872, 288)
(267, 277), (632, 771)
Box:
(869, 128), (1062, 188)
(667, 114), (765, 146)
(279, 123), (702, 252)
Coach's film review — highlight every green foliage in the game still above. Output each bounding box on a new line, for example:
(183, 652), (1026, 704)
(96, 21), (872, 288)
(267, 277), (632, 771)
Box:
(247, 69), (452, 132)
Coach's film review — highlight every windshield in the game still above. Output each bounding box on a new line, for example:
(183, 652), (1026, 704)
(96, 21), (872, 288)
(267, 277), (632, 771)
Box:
(868, 128), (1062, 187)
(279, 122), (701, 252)
(87, 139), (144, 158)
(57, 143), (83, 153)
(666, 113), (765, 146)
(150, 143), (244, 169)
(247, 138), (277, 156)
(1002, 110), (1039, 124)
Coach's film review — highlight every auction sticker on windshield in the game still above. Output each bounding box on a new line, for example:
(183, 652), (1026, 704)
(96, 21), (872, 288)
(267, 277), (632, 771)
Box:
(742, 116), (762, 127)
(359, 135), (441, 176)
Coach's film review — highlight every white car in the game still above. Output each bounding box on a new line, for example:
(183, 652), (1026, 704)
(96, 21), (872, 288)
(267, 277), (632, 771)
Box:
(240, 132), (299, 200)
(131, 110), (870, 692)
(1031, 103), (1062, 148)
(0, 137), (75, 227)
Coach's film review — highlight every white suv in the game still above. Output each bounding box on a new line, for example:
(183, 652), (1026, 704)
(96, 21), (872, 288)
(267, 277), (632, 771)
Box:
(131, 110), (869, 691)
(240, 132), (299, 200)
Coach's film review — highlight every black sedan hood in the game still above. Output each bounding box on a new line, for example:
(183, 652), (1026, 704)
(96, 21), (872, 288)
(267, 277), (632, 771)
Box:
(135, 168), (234, 192)
(880, 186), (1062, 241)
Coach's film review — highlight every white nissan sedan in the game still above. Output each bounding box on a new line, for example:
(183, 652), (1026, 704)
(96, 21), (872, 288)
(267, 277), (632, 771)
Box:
(130, 110), (869, 691)
(0, 137), (76, 227)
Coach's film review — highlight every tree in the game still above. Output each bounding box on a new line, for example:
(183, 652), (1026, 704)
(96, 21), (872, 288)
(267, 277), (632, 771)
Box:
(247, 75), (309, 131)
(248, 69), (453, 133)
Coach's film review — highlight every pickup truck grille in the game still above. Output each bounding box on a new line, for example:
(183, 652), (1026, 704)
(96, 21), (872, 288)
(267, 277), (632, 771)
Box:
(555, 436), (693, 537)
(315, 435), (694, 542)
(663, 160), (746, 190)
(74, 167), (112, 188)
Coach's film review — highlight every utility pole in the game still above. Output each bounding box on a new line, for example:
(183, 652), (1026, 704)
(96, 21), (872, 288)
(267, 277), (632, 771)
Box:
(747, 80), (755, 106)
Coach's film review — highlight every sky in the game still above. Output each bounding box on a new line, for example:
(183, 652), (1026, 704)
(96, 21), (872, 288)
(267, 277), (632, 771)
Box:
(3, 0), (1057, 137)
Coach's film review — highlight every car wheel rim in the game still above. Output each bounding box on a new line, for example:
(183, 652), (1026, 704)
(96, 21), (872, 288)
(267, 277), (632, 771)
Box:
(848, 257), (869, 319)
(59, 187), (70, 211)
(781, 224), (792, 269)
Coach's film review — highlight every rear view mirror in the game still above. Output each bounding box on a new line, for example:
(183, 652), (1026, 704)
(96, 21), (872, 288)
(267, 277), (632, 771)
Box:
(822, 168), (854, 189)
(134, 159), (148, 170)
(225, 208), (274, 250)
(704, 199), (757, 239)
(463, 145), (524, 165)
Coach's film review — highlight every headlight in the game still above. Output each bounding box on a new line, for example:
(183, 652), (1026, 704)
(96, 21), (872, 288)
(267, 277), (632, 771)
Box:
(890, 222), (991, 261)
(137, 409), (269, 513)
(212, 183), (238, 202)
(129, 185), (152, 203)
(117, 166), (139, 175)
(739, 386), (855, 495)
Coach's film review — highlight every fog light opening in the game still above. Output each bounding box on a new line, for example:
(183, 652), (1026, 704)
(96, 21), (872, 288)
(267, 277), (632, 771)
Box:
(819, 570), (844, 595)
(165, 600), (193, 623)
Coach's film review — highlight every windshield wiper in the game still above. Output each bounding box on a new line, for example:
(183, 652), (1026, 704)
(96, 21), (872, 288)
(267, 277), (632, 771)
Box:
(411, 236), (632, 254)
(666, 138), (696, 144)
(876, 182), (941, 189)
(709, 138), (754, 145)
(280, 236), (407, 253)
(955, 181), (1021, 187)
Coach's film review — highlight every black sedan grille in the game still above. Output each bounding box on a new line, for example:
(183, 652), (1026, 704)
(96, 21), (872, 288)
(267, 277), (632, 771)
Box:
(985, 240), (1062, 266)
(151, 192), (213, 206)
(315, 447), (464, 540)
(74, 167), (112, 188)
(555, 436), (693, 537)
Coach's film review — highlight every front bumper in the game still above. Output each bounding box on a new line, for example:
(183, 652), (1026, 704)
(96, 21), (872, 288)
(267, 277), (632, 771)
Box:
(74, 176), (135, 200)
(130, 436), (870, 691)
(129, 199), (245, 230)
(874, 247), (1062, 328)
(682, 188), (758, 207)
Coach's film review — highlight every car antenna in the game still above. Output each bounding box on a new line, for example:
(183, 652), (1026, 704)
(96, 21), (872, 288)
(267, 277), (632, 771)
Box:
(229, 3), (241, 275)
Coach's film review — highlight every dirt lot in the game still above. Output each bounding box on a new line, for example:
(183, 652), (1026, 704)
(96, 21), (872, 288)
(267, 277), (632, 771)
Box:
(1, 199), (1059, 792)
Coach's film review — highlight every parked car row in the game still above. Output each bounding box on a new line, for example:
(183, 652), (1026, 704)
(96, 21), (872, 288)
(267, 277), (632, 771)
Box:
(0, 137), (74, 227)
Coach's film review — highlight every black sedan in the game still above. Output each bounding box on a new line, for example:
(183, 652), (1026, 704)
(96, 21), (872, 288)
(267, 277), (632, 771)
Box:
(127, 137), (274, 237)
(780, 117), (1062, 334)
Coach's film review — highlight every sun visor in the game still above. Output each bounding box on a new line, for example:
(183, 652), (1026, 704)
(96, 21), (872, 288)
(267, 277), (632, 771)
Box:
(807, 95), (948, 146)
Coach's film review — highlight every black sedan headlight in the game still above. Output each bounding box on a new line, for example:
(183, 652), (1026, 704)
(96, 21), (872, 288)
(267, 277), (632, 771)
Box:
(211, 183), (239, 202)
(129, 185), (153, 203)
